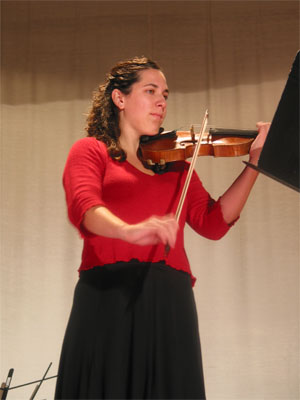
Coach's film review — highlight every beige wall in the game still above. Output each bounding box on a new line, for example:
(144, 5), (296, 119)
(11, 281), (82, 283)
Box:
(1, 2), (299, 399)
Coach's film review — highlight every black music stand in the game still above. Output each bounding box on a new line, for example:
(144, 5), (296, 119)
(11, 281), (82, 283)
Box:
(246, 51), (299, 192)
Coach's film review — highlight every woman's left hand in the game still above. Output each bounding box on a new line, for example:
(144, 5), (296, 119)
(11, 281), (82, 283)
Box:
(249, 122), (271, 165)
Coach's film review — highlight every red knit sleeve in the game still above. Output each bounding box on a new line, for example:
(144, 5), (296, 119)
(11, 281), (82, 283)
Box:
(63, 137), (107, 237)
(186, 171), (238, 240)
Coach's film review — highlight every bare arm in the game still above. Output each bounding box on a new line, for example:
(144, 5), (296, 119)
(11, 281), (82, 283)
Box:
(83, 205), (179, 248)
(220, 122), (270, 224)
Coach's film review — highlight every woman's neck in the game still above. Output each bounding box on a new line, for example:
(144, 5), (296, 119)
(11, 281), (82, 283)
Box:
(119, 133), (140, 159)
(119, 132), (155, 176)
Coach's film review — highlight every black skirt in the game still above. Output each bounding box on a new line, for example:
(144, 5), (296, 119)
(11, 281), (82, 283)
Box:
(55, 261), (206, 399)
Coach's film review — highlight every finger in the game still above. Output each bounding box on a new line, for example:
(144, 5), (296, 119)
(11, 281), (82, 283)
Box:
(256, 121), (271, 133)
(156, 216), (179, 248)
(165, 219), (179, 248)
(137, 216), (172, 247)
(125, 214), (178, 247)
(256, 121), (265, 129)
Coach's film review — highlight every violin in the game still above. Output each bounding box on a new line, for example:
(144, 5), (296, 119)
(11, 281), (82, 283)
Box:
(143, 112), (258, 254)
(140, 127), (258, 172)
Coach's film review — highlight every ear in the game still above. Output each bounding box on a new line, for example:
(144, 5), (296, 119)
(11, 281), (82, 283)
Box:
(111, 89), (126, 110)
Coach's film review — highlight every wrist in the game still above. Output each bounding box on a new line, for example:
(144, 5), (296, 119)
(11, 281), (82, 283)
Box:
(248, 156), (259, 167)
(117, 221), (130, 241)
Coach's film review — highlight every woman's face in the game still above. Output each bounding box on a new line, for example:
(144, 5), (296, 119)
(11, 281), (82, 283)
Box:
(117, 68), (169, 138)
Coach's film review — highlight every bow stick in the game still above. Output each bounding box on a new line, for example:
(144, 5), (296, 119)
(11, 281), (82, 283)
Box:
(165, 109), (209, 255)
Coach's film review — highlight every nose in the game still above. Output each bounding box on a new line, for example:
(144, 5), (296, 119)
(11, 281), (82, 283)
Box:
(156, 94), (167, 111)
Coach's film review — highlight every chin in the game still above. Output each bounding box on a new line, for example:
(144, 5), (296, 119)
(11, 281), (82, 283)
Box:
(146, 129), (161, 136)
(143, 125), (163, 136)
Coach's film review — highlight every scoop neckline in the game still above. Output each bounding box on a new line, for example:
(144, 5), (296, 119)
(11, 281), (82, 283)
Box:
(124, 160), (157, 177)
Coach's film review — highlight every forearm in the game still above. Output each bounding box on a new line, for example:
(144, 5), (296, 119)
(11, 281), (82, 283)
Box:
(83, 206), (127, 239)
(82, 205), (178, 247)
(220, 164), (259, 224)
(219, 121), (270, 224)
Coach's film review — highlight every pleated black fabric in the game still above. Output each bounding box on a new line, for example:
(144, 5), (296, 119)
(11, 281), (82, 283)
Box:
(55, 261), (206, 399)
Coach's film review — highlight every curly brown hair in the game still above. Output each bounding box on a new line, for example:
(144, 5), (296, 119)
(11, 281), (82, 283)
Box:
(86, 56), (161, 161)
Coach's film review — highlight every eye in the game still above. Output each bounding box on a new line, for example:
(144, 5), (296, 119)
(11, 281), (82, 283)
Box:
(163, 94), (169, 101)
(146, 89), (155, 95)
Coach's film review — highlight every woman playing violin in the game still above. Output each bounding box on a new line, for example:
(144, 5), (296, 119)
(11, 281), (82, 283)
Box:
(55, 56), (269, 400)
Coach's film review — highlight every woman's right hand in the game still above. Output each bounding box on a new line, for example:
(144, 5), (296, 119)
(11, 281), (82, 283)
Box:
(120, 214), (179, 248)
(83, 206), (179, 248)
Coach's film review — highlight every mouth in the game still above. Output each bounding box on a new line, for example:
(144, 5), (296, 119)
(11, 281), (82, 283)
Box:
(151, 113), (163, 120)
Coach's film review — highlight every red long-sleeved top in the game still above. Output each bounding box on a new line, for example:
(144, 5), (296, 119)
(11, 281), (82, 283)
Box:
(63, 137), (236, 284)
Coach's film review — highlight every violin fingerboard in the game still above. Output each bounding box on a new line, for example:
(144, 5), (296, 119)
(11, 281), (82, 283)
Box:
(209, 128), (258, 138)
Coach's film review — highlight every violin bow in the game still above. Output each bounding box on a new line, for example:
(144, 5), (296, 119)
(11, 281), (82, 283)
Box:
(175, 109), (209, 221)
(165, 109), (209, 255)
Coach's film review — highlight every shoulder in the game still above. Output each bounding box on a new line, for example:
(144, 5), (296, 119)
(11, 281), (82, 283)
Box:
(63, 137), (110, 182)
(69, 136), (107, 152)
(67, 137), (109, 160)
(64, 137), (110, 174)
